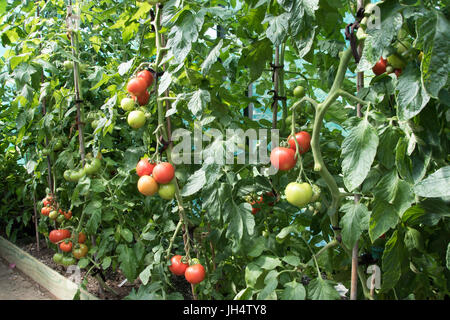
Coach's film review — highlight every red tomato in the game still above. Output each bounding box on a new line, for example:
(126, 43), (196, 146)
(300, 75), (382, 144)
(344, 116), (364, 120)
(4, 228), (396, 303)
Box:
(49, 229), (71, 243)
(287, 131), (311, 154)
(270, 147), (297, 171)
(184, 264), (205, 284)
(250, 196), (263, 214)
(372, 57), (387, 75)
(136, 158), (156, 177)
(126, 77), (147, 97)
(63, 210), (72, 220)
(59, 241), (73, 253)
(264, 192), (276, 207)
(77, 231), (86, 244)
(152, 162), (175, 184)
(137, 70), (154, 88)
(133, 89), (150, 106)
(169, 255), (189, 276)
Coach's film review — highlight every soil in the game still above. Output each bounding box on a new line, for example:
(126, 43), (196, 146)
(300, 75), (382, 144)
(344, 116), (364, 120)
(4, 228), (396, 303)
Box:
(0, 256), (54, 300)
(19, 239), (140, 300)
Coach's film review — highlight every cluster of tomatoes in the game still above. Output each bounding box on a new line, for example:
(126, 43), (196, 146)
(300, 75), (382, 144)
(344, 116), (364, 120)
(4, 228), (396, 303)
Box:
(136, 158), (177, 200)
(121, 69), (154, 129)
(63, 156), (102, 183)
(40, 195), (72, 223)
(372, 56), (403, 78)
(270, 131), (311, 171)
(49, 229), (88, 266)
(268, 130), (322, 210)
(168, 255), (206, 285)
(250, 192), (277, 215)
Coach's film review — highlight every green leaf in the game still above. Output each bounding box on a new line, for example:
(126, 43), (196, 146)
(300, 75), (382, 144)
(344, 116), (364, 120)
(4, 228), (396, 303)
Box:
(255, 256), (282, 270)
(118, 59), (134, 76)
(307, 278), (341, 300)
(234, 288), (254, 300)
(166, 10), (204, 64)
(417, 12), (450, 98)
(396, 64), (430, 121)
(102, 257), (112, 270)
(264, 13), (289, 46)
(404, 227), (424, 252)
(181, 168), (206, 196)
(158, 71), (172, 95)
(282, 255), (301, 267)
(245, 263), (263, 288)
(381, 230), (406, 291)
(377, 126), (401, 169)
(117, 244), (137, 282)
(281, 281), (306, 300)
(187, 89), (210, 116)
(239, 38), (273, 83)
(373, 169), (399, 204)
(414, 166), (450, 198)
(340, 202), (370, 249)
(225, 201), (255, 242)
(341, 118), (379, 191)
(201, 39), (223, 75)
(78, 258), (89, 269)
(257, 270), (278, 300)
(139, 265), (152, 286)
(120, 228), (134, 243)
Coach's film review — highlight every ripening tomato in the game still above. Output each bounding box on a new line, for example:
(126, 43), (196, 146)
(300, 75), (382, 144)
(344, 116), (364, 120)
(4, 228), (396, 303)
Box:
(394, 69), (402, 78)
(169, 255), (189, 276)
(76, 231), (86, 244)
(137, 175), (159, 196)
(59, 241), (73, 252)
(137, 69), (154, 88)
(133, 89), (150, 106)
(63, 210), (72, 220)
(72, 244), (88, 259)
(152, 162), (175, 184)
(136, 158), (156, 177)
(184, 264), (205, 284)
(270, 147), (297, 171)
(126, 77), (148, 97)
(41, 206), (51, 216)
(287, 131), (311, 154)
(372, 57), (387, 76)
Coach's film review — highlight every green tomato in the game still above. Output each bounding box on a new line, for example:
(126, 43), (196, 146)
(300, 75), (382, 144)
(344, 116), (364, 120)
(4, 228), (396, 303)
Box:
(127, 110), (146, 129)
(387, 54), (406, 69)
(285, 182), (313, 208)
(158, 182), (176, 200)
(63, 60), (73, 70)
(62, 256), (77, 267)
(91, 120), (99, 129)
(53, 253), (64, 265)
(69, 168), (86, 182)
(63, 170), (72, 181)
(293, 86), (305, 99)
(84, 158), (101, 175)
(42, 148), (51, 156)
(120, 97), (136, 111)
(56, 214), (65, 224)
(49, 210), (59, 220)
(53, 139), (63, 151)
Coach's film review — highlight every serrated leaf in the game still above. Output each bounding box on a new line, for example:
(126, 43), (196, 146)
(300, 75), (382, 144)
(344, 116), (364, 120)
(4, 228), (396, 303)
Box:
(341, 118), (379, 191)
(340, 202), (370, 249)
(281, 281), (306, 300)
(307, 278), (341, 300)
(201, 39), (223, 75)
(187, 89), (210, 116)
(381, 230), (406, 291)
(414, 166), (450, 198)
(181, 168), (206, 196)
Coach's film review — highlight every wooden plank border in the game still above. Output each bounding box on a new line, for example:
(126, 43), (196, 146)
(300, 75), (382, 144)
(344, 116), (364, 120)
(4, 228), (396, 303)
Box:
(0, 236), (98, 300)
